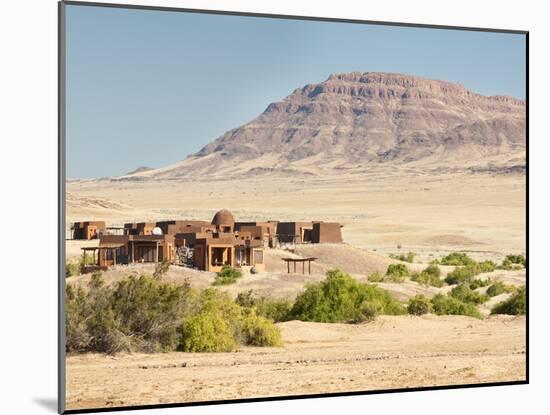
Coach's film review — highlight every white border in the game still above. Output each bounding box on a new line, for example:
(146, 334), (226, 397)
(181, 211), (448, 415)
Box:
(2, 1), (547, 414)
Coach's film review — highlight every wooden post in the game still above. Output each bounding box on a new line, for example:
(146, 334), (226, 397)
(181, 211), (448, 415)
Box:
(156, 242), (159, 263)
(302, 261), (305, 274)
(293, 261), (296, 273)
(308, 259), (311, 274)
(131, 240), (134, 263)
(113, 248), (116, 266)
(287, 260), (290, 274)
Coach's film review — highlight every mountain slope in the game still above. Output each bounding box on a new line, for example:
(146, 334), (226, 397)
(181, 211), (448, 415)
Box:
(123, 72), (525, 180)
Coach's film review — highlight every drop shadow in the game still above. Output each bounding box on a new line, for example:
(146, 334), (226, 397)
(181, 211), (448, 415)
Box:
(34, 397), (58, 413)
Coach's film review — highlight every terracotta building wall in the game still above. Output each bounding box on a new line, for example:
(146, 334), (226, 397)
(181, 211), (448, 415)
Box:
(312, 222), (343, 243)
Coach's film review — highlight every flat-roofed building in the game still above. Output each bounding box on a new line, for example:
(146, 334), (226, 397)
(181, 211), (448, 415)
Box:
(72, 221), (106, 240)
(82, 234), (175, 269)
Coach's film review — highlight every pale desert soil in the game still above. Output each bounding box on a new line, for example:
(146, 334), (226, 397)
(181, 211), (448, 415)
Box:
(65, 171), (526, 410)
(66, 314), (526, 410)
(66, 171), (526, 260)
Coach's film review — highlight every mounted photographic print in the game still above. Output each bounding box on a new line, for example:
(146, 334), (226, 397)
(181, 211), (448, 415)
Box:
(59, 1), (528, 413)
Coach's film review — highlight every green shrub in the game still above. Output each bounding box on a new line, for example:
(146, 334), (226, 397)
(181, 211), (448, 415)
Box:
(411, 264), (444, 287)
(110, 275), (194, 352)
(389, 252), (416, 263)
(235, 290), (292, 322)
(289, 269), (405, 323)
(431, 293), (482, 319)
(407, 295), (432, 315)
(66, 262), (81, 278)
(235, 290), (256, 308)
(449, 283), (489, 304)
(445, 265), (477, 285)
(445, 257), (498, 285)
(236, 291), (292, 322)
(469, 278), (491, 290)
(477, 260), (497, 273)
(66, 274), (283, 354)
(505, 254), (526, 267)
(440, 252), (476, 266)
(181, 311), (237, 352)
(153, 259), (170, 280)
(491, 286), (526, 315)
(241, 312), (283, 347)
(500, 255), (526, 270)
(65, 283), (92, 351)
(486, 281), (513, 297)
(423, 264), (441, 277)
(385, 263), (409, 281)
(213, 266), (243, 286)
(368, 271), (384, 282)
(181, 289), (282, 351)
(255, 297), (292, 322)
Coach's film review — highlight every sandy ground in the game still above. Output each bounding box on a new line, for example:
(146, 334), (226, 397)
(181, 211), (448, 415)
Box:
(66, 314), (526, 410)
(66, 171), (526, 260)
(65, 171), (526, 410)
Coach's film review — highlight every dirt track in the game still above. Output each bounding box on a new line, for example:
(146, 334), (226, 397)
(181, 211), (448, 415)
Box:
(66, 314), (526, 410)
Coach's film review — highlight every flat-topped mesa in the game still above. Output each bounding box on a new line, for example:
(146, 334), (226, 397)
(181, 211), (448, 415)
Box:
(125, 71), (525, 180)
(283, 72), (524, 106)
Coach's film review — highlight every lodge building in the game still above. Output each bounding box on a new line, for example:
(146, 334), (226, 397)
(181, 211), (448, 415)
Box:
(78, 209), (343, 273)
(72, 221), (106, 240)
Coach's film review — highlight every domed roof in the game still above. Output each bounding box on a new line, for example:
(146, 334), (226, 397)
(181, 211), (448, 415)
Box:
(211, 209), (235, 226)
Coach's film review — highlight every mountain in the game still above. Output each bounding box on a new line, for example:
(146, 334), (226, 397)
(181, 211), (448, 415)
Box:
(125, 166), (154, 175)
(122, 72), (526, 180)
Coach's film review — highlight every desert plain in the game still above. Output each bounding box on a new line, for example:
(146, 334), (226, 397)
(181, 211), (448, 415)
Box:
(65, 168), (527, 410)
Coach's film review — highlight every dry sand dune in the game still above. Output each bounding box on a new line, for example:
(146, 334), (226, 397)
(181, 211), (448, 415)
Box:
(66, 314), (526, 410)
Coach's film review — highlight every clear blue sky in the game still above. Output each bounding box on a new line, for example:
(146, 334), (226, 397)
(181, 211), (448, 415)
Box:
(65, 4), (526, 178)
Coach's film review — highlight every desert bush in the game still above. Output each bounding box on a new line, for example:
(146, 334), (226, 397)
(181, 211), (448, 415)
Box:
(431, 293), (482, 319)
(469, 278), (491, 290)
(66, 262), (81, 278)
(423, 264), (441, 277)
(477, 260), (497, 273)
(180, 311), (237, 352)
(389, 252), (416, 263)
(407, 295), (432, 315)
(241, 312), (283, 347)
(385, 263), (409, 282)
(491, 286), (526, 315)
(411, 264), (444, 287)
(486, 281), (512, 297)
(505, 254), (526, 267)
(445, 259), (497, 285)
(368, 271), (384, 282)
(449, 283), (489, 304)
(289, 269), (405, 323)
(110, 275), (194, 352)
(444, 266), (476, 285)
(65, 283), (92, 351)
(440, 252), (477, 266)
(181, 289), (281, 351)
(153, 259), (170, 280)
(66, 274), (283, 354)
(235, 290), (292, 323)
(235, 290), (256, 308)
(255, 297), (293, 322)
(213, 266), (243, 286)
(499, 254), (526, 270)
